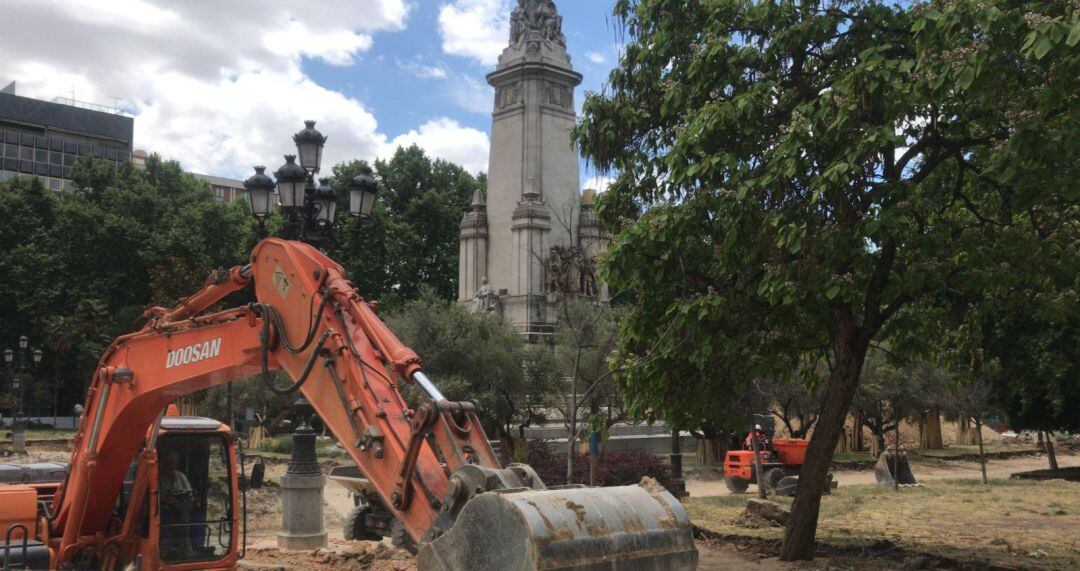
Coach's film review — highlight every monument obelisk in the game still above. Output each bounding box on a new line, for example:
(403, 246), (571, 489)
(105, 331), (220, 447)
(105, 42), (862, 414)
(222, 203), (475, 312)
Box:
(459, 0), (584, 337)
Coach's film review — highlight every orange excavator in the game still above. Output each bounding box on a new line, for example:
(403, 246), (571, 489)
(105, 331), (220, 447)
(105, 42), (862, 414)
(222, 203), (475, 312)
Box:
(0, 238), (697, 570)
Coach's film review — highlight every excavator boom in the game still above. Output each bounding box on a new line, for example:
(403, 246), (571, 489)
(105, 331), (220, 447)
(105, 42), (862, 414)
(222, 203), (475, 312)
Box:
(44, 238), (697, 570)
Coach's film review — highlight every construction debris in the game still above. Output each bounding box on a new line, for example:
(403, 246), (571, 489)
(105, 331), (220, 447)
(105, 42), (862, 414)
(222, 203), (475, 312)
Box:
(874, 450), (922, 487)
(734, 499), (790, 528)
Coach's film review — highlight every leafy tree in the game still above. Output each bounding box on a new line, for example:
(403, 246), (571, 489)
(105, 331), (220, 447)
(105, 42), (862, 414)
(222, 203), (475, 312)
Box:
(385, 289), (559, 457)
(575, 0), (1077, 559)
(0, 155), (261, 418)
(328, 146), (483, 309)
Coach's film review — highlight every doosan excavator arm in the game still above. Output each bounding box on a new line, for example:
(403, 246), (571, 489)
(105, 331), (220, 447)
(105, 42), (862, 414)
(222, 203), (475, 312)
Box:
(44, 238), (697, 570)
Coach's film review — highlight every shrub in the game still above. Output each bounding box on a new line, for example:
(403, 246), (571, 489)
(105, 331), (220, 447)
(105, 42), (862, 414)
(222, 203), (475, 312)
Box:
(519, 440), (671, 487)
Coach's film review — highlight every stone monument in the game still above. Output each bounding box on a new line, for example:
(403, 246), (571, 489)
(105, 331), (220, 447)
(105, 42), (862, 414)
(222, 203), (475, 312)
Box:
(459, 0), (607, 337)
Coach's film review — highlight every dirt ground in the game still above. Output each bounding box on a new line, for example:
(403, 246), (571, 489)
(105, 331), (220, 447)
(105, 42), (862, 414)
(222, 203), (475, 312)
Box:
(686, 451), (1078, 497)
(13, 442), (1079, 569)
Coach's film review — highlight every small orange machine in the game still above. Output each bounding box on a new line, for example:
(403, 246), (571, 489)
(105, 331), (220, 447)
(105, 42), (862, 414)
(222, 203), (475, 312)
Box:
(724, 438), (813, 495)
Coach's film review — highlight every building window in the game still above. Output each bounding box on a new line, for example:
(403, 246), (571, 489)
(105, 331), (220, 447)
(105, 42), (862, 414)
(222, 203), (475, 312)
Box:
(35, 149), (47, 163)
(0, 170), (14, 182)
(214, 187), (226, 202)
(19, 147), (32, 161)
(4, 144), (16, 158)
(48, 178), (61, 191)
(63, 153), (75, 167)
(62, 180), (73, 192)
(50, 151), (62, 165)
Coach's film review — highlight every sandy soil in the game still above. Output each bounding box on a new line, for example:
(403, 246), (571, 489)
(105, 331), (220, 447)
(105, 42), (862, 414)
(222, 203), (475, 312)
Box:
(686, 451), (1078, 497)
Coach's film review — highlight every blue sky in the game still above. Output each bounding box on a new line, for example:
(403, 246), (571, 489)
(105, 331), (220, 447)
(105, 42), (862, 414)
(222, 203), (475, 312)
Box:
(307, 1), (621, 137)
(3, 0), (622, 189)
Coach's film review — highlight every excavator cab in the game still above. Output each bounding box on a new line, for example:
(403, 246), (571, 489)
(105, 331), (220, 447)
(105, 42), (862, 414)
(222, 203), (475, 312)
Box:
(112, 417), (240, 570)
(155, 423), (237, 565)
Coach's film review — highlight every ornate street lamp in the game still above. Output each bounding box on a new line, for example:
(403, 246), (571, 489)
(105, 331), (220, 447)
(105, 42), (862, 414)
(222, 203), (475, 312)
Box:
(274, 155), (308, 209)
(244, 120), (374, 246)
(4, 335), (39, 452)
(293, 120), (327, 173)
(244, 166), (277, 234)
(348, 166), (379, 220)
(311, 180), (338, 227)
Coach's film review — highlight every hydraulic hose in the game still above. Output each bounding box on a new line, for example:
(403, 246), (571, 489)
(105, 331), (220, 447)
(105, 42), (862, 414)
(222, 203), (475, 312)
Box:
(251, 302), (333, 396)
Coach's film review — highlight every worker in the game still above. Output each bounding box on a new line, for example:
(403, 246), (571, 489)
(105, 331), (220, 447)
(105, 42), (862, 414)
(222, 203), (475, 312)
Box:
(744, 425), (765, 451)
(159, 451), (196, 559)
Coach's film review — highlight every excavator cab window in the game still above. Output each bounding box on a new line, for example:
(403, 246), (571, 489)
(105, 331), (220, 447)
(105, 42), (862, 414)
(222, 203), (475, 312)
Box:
(157, 433), (233, 564)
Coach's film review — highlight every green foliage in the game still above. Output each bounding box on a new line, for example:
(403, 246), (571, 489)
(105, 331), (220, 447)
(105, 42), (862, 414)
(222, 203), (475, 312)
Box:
(326, 145), (483, 309)
(0, 145), (485, 422)
(574, 0), (1077, 444)
(385, 289), (559, 442)
(0, 156), (260, 414)
(575, 0), (1076, 554)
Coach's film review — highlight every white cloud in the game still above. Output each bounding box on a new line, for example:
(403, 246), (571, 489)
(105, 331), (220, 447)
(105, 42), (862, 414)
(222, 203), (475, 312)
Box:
(438, 0), (511, 66)
(584, 174), (613, 193)
(585, 51), (607, 65)
(384, 118), (490, 175)
(397, 57), (450, 79)
(1, 0), (411, 178)
(448, 75), (494, 115)
(396, 56), (493, 115)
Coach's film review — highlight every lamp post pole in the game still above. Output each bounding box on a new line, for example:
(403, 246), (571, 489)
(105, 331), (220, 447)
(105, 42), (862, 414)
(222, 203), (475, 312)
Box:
(4, 336), (41, 454)
(242, 121), (379, 554)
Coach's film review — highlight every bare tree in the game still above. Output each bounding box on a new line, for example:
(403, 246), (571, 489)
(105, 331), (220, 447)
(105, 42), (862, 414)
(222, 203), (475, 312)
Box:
(943, 377), (994, 483)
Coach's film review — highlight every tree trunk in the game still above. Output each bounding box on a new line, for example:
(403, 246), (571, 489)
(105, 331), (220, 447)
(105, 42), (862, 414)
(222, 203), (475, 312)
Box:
(780, 322), (866, 561)
(697, 437), (723, 466)
(869, 431), (885, 458)
(850, 411), (864, 451)
(956, 418), (977, 446)
(920, 409), (943, 450)
(893, 418), (901, 491)
(1046, 433), (1059, 471)
(975, 418), (987, 484)
(834, 427), (850, 454)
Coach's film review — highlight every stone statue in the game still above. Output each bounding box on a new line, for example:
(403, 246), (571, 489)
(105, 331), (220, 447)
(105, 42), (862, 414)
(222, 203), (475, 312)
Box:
(580, 256), (598, 297)
(509, 0), (565, 47)
(546, 246), (566, 293)
(510, 1), (527, 44)
(471, 277), (495, 313)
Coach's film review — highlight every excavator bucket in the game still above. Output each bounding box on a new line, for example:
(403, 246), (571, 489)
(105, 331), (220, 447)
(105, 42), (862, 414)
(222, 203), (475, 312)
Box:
(874, 450), (921, 487)
(417, 481), (698, 571)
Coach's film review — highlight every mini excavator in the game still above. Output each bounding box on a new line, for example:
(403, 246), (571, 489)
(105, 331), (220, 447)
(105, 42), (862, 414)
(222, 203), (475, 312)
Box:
(0, 238), (697, 570)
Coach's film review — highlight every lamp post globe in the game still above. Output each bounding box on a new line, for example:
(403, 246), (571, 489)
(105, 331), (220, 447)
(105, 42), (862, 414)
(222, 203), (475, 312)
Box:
(32, 350), (42, 365)
(243, 166), (277, 223)
(274, 155), (308, 209)
(311, 180), (338, 227)
(293, 120), (327, 173)
(18, 336), (28, 350)
(3, 349), (11, 364)
(348, 166), (379, 220)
